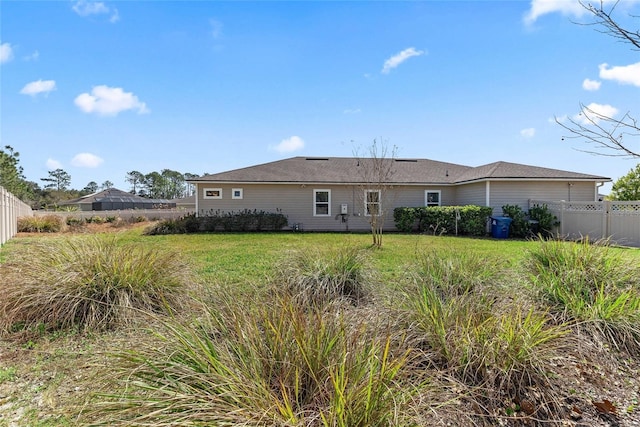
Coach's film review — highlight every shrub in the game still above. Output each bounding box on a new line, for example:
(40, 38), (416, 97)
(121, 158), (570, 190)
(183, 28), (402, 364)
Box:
(88, 215), (105, 224)
(501, 204), (529, 238)
(528, 204), (559, 238)
(17, 215), (64, 233)
(0, 235), (194, 333)
(65, 216), (84, 226)
(393, 205), (492, 236)
(89, 289), (413, 426)
(144, 210), (288, 235)
(526, 237), (640, 353)
(273, 246), (373, 308)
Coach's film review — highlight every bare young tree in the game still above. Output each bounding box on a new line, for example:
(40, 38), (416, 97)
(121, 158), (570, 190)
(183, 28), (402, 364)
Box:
(354, 139), (398, 248)
(557, 1), (640, 158)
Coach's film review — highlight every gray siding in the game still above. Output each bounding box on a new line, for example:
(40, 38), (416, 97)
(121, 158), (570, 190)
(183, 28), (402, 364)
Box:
(487, 181), (597, 215)
(455, 182), (487, 207)
(195, 181), (599, 231)
(196, 183), (454, 231)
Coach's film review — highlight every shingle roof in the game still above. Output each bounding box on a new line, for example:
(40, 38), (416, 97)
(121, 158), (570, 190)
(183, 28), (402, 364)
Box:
(190, 157), (610, 185)
(453, 161), (609, 183)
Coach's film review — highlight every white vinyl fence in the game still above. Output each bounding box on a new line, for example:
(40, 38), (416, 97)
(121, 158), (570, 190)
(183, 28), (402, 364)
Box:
(1, 186), (33, 246)
(530, 200), (640, 248)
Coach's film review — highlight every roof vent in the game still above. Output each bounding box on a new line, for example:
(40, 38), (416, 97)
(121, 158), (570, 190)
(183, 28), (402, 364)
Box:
(305, 157), (329, 161)
(395, 159), (418, 163)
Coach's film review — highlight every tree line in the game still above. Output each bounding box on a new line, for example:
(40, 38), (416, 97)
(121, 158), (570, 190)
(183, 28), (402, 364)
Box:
(0, 145), (199, 209)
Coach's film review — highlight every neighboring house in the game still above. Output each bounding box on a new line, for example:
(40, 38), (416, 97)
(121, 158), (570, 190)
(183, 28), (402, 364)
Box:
(169, 195), (196, 210)
(58, 188), (176, 211)
(188, 157), (610, 232)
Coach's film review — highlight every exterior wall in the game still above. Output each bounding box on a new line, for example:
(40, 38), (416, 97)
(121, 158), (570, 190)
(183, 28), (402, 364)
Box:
(195, 183), (454, 231)
(194, 181), (601, 232)
(486, 181), (597, 215)
(455, 182), (487, 207)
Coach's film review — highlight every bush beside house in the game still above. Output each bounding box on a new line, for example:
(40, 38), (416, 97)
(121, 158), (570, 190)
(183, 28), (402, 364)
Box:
(393, 205), (493, 236)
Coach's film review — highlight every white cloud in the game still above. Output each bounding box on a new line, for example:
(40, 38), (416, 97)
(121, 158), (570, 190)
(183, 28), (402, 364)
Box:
(1, 42), (13, 63)
(574, 102), (619, 125)
(520, 128), (536, 138)
(582, 78), (601, 91)
(270, 136), (305, 153)
(109, 9), (120, 23)
(20, 79), (56, 97)
(23, 50), (39, 61)
(381, 47), (425, 74)
(74, 85), (149, 116)
(599, 62), (640, 87)
(72, 0), (108, 16)
(210, 19), (223, 39)
(72, 0), (119, 23)
(524, 0), (640, 25)
(523, 0), (586, 25)
(71, 152), (104, 168)
(343, 108), (361, 114)
(46, 158), (63, 170)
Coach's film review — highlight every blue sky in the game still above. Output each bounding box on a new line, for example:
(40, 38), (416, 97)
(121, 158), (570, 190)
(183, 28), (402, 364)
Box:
(2, 0), (639, 193)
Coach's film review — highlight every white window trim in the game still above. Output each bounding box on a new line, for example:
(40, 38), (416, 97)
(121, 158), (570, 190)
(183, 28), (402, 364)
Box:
(364, 189), (382, 217)
(313, 189), (331, 217)
(203, 188), (223, 199)
(425, 190), (441, 207)
(232, 188), (243, 199)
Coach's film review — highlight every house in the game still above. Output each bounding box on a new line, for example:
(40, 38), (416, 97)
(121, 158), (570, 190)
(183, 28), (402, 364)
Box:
(58, 188), (176, 211)
(169, 194), (196, 211)
(188, 157), (610, 232)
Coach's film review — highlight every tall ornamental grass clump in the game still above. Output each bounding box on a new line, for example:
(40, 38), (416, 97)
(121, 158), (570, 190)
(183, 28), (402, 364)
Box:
(0, 235), (194, 333)
(527, 237), (640, 353)
(89, 288), (414, 426)
(274, 245), (374, 307)
(17, 214), (64, 232)
(403, 249), (567, 417)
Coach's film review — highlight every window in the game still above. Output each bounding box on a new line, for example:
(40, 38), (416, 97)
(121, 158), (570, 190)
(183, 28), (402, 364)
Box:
(232, 188), (243, 199)
(365, 190), (381, 216)
(203, 188), (222, 199)
(314, 189), (331, 216)
(425, 190), (441, 207)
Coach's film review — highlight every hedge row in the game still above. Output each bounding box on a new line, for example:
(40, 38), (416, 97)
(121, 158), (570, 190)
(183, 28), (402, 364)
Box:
(145, 210), (288, 235)
(393, 205), (493, 236)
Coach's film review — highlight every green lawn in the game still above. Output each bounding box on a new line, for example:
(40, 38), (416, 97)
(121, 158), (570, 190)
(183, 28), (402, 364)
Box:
(113, 231), (537, 284)
(2, 228), (640, 426)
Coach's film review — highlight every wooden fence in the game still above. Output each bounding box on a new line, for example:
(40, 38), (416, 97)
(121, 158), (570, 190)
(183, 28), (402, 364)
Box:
(530, 200), (640, 248)
(0, 186), (33, 246)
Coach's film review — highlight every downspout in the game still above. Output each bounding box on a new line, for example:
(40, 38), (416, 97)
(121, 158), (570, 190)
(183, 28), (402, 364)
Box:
(485, 181), (491, 211)
(195, 183), (200, 217)
(596, 182), (604, 201)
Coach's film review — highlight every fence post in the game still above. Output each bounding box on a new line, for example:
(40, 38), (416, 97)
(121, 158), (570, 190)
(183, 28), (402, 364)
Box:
(560, 201), (565, 236)
(603, 200), (609, 240)
(1, 188), (6, 245)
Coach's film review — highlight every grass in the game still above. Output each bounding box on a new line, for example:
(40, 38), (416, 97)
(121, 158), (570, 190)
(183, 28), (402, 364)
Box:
(0, 234), (196, 333)
(87, 288), (415, 426)
(273, 245), (374, 307)
(402, 248), (568, 416)
(1, 230), (640, 426)
(527, 237), (640, 352)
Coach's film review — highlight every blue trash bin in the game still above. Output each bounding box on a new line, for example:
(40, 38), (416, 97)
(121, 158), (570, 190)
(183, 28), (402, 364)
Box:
(491, 216), (513, 239)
